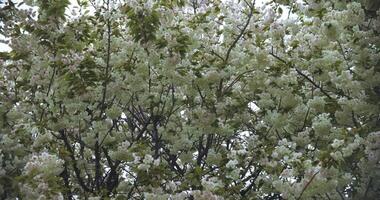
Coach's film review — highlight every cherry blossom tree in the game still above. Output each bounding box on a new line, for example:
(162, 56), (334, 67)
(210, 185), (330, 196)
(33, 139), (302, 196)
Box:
(0, 0), (379, 199)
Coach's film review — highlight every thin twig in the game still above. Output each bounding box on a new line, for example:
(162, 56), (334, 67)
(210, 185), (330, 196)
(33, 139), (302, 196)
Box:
(95, 0), (112, 191)
(336, 188), (345, 200)
(297, 170), (320, 200)
(223, 69), (255, 94)
(269, 52), (332, 99)
(60, 130), (92, 192)
(364, 178), (373, 198)
(224, 1), (255, 63)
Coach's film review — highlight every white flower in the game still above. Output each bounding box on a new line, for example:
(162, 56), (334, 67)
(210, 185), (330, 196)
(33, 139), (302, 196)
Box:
(153, 158), (160, 166)
(237, 149), (247, 155)
(342, 146), (353, 157)
(331, 139), (344, 149)
(137, 163), (150, 171)
(226, 159), (238, 169)
(322, 20), (341, 40)
(330, 151), (343, 161)
(143, 154), (154, 164)
(263, 8), (275, 24)
(227, 168), (240, 180)
(33, 131), (53, 148)
(106, 106), (121, 119)
(166, 181), (177, 191)
(24, 152), (64, 177)
(133, 153), (141, 164)
(307, 96), (326, 112)
(201, 177), (223, 191)
(312, 114), (332, 135)
(121, 141), (131, 149)
(265, 110), (287, 129)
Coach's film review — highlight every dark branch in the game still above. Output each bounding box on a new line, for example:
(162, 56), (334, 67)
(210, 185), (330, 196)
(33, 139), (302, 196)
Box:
(224, 1), (255, 63)
(269, 52), (333, 99)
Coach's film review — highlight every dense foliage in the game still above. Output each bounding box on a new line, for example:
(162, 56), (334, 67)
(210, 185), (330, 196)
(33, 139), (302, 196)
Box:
(0, 0), (379, 199)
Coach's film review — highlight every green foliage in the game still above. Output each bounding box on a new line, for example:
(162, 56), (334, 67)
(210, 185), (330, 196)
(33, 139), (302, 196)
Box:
(123, 5), (160, 43)
(37, 0), (70, 20)
(0, 0), (379, 199)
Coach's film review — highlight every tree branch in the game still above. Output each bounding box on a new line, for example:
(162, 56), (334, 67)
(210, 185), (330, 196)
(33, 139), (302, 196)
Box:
(224, 1), (255, 63)
(240, 167), (262, 196)
(95, 0), (112, 191)
(223, 69), (255, 94)
(269, 52), (333, 99)
(297, 170), (320, 200)
(60, 130), (92, 193)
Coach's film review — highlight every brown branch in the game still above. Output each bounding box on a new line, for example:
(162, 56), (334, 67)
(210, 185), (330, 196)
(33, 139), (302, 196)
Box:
(336, 188), (345, 200)
(99, 7), (112, 115)
(99, 118), (118, 146)
(223, 69), (255, 94)
(298, 107), (310, 132)
(95, 1), (112, 190)
(102, 147), (120, 195)
(325, 193), (332, 200)
(47, 64), (57, 97)
(210, 50), (225, 61)
(240, 159), (255, 180)
(60, 130), (92, 193)
(192, 0), (198, 14)
(134, 117), (151, 141)
(39, 51), (57, 123)
(210, 2), (255, 100)
(336, 40), (357, 76)
(162, 148), (185, 175)
(196, 134), (213, 167)
(196, 135), (204, 166)
(151, 120), (161, 159)
(195, 84), (206, 107)
(297, 170), (320, 200)
(60, 161), (73, 200)
(269, 52), (333, 99)
(240, 167), (262, 196)
(224, 1), (255, 63)
(364, 178), (373, 198)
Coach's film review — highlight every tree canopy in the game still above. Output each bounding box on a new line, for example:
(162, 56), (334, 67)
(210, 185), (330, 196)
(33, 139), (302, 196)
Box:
(0, 0), (379, 199)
